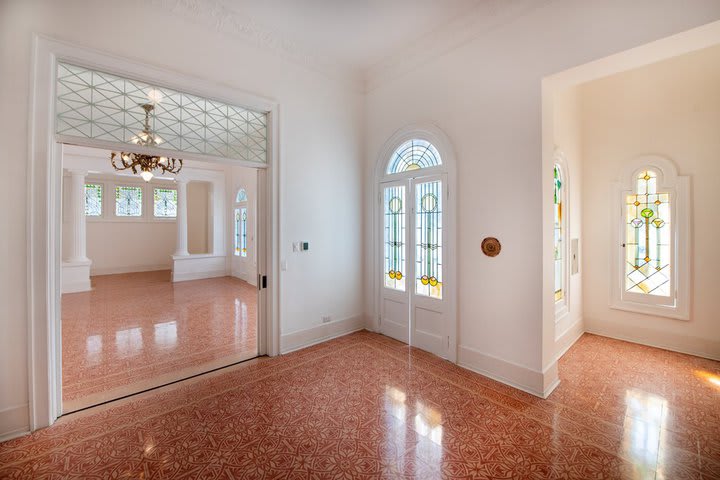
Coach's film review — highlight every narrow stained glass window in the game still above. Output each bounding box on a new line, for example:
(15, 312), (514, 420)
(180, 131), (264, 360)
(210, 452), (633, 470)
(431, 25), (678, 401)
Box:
(415, 180), (443, 299)
(384, 185), (406, 291)
(234, 209), (241, 256)
(85, 183), (103, 216)
(115, 186), (142, 217)
(153, 188), (177, 217)
(625, 170), (671, 296)
(553, 165), (564, 302)
(387, 139), (442, 174)
(240, 207), (247, 257)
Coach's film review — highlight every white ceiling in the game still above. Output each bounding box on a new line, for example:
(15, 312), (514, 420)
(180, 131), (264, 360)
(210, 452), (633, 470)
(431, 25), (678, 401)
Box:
(218, 0), (483, 72)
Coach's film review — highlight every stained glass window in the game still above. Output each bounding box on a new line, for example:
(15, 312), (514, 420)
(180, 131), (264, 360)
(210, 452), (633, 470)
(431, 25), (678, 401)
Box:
(115, 186), (142, 217)
(154, 188), (177, 217)
(234, 208), (248, 257)
(384, 185), (406, 291)
(236, 189), (247, 202)
(625, 170), (671, 296)
(387, 139), (442, 174)
(553, 165), (564, 302)
(85, 183), (102, 216)
(415, 181), (443, 299)
(56, 62), (267, 163)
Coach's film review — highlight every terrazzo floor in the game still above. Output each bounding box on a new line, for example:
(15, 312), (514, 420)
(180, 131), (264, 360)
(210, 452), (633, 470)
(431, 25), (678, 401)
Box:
(1, 331), (718, 478)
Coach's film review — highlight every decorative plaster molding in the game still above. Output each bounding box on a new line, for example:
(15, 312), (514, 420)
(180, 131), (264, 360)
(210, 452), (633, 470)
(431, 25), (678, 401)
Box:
(146, 0), (362, 88)
(364, 0), (552, 92)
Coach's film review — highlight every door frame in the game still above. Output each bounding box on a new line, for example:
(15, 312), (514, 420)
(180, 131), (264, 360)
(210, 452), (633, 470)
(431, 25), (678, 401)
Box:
(372, 124), (457, 362)
(28, 35), (281, 430)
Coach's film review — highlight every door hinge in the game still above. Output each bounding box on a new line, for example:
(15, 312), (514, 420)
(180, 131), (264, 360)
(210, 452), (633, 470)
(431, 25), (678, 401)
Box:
(258, 274), (267, 290)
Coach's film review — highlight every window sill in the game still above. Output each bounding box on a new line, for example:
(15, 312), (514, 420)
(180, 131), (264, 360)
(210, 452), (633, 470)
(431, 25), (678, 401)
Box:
(609, 301), (689, 321)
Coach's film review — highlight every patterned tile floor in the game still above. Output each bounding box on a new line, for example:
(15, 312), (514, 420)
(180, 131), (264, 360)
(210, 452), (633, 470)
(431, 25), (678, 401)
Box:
(61, 271), (257, 411)
(1, 331), (719, 478)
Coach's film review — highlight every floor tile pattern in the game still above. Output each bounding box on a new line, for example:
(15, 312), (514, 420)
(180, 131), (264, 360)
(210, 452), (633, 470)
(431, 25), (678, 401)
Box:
(1, 332), (719, 479)
(62, 271), (257, 410)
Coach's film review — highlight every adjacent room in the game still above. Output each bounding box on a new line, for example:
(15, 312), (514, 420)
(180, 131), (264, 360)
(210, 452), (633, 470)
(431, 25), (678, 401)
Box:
(0, 1), (719, 479)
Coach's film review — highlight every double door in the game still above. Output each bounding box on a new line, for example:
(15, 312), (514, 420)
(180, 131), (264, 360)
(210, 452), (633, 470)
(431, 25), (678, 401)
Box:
(380, 174), (449, 358)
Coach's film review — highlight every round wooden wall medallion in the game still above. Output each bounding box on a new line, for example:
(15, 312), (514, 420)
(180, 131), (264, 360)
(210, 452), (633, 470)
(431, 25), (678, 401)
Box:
(481, 237), (501, 257)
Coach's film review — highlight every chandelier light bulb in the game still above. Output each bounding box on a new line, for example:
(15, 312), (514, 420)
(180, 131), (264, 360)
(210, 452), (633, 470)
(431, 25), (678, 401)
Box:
(140, 171), (154, 182)
(159, 156), (168, 165)
(147, 89), (164, 104)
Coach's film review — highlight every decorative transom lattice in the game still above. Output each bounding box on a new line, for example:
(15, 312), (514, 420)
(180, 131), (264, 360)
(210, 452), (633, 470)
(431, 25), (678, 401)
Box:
(387, 139), (442, 174)
(56, 63), (267, 163)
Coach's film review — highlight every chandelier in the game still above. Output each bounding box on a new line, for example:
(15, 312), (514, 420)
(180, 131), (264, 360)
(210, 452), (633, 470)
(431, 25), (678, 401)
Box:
(110, 103), (183, 182)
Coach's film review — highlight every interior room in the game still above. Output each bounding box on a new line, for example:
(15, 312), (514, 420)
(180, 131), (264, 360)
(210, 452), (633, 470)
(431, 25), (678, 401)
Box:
(59, 144), (260, 411)
(1, 1), (719, 478)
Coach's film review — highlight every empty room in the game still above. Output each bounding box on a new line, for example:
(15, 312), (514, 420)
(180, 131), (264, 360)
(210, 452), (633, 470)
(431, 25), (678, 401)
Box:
(0, 1), (719, 479)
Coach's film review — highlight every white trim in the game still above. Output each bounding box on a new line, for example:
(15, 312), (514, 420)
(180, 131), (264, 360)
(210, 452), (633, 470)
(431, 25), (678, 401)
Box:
(280, 316), (365, 354)
(609, 155), (690, 321)
(0, 404), (31, 442)
(458, 344), (557, 398)
(28, 35), (281, 432)
(373, 123), (458, 363)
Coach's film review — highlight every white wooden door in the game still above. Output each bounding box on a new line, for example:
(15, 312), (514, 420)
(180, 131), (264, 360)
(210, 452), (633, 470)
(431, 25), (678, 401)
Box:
(380, 175), (449, 358)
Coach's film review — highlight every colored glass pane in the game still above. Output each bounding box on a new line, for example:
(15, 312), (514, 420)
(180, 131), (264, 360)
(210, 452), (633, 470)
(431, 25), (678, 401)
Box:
(153, 188), (177, 217)
(240, 207), (248, 257)
(85, 183), (103, 216)
(115, 186), (142, 217)
(236, 189), (247, 202)
(234, 208), (241, 256)
(553, 165), (564, 301)
(387, 139), (442, 174)
(415, 180), (442, 299)
(625, 170), (671, 296)
(384, 185), (406, 291)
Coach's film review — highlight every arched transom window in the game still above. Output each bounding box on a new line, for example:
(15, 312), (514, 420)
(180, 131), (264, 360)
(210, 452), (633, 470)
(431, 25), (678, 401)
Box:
(386, 139), (442, 174)
(236, 188), (248, 203)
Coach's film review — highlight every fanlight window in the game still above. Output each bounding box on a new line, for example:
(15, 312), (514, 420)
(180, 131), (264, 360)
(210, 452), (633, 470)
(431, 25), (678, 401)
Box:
(625, 170), (671, 296)
(553, 165), (564, 302)
(236, 189), (248, 202)
(85, 183), (103, 216)
(386, 139), (442, 174)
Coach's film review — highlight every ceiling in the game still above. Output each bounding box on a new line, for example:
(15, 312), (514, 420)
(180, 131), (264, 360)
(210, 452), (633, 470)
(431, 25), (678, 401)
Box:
(217, 0), (484, 72)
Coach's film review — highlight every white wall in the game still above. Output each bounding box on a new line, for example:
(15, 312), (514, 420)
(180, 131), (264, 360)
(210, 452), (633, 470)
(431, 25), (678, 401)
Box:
(552, 87), (584, 359)
(0, 0), (363, 438)
(363, 0), (720, 395)
(580, 44), (720, 359)
(187, 181), (209, 255)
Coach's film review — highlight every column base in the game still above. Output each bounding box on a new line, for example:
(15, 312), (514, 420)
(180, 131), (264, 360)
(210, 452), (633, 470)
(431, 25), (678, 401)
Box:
(171, 254), (227, 282)
(62, 260), (92, 293)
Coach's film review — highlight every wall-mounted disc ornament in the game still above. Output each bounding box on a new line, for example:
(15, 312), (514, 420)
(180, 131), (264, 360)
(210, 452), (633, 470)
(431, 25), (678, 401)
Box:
(481, 237), (501, 257)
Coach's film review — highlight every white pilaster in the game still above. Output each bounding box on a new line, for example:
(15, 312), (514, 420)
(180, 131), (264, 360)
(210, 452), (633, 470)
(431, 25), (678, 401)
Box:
(67, 169), (89, 262)
(174, 178), (189, 256)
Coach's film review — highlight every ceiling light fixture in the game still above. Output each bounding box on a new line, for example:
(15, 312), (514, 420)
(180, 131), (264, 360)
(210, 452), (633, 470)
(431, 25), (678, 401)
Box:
(110, 102), (182, 182)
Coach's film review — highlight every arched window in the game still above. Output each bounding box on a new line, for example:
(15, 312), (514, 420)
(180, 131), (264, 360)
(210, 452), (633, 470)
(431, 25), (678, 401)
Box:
(234, 189), (248, 257)
(386, 139), (442, 174)
(553, 163), (565, 303)
(611, 157), (689, 320)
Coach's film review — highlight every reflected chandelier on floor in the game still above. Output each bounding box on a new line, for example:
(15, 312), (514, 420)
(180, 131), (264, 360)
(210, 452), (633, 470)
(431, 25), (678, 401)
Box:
(110, 102), (183, 182)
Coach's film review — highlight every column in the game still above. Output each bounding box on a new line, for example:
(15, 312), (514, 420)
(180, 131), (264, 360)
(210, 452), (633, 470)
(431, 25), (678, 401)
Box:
(174, 178), (189, 256)
(68, 169), (89, 262)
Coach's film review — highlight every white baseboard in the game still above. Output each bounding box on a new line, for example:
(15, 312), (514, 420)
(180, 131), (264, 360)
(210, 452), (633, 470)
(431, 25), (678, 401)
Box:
(91, 264), (171, 276)
(172, 269), (227, 282)
(0, 404), (29, 443)
(458, 345), (554, 398)
(585, 322), (720, 361)
(553, 318), (585, 364)
(61, 279), (92, 293)
(281, 315), (365, 354)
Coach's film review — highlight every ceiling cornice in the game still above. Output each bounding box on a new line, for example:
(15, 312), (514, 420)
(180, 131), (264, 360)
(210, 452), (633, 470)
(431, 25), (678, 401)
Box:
(363, 0), (553, 92)
(147, 0), (365, 91)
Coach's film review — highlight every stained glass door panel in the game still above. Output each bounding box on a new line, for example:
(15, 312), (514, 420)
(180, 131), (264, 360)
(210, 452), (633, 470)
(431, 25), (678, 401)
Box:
(380, 182), (410, 345)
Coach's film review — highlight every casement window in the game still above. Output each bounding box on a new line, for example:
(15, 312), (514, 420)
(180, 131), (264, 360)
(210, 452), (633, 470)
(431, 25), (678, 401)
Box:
(611, 157), (689, 320)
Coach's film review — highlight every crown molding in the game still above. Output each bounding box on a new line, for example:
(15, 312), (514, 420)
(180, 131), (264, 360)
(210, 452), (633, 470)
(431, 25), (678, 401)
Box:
(146, 0), (365, 91)
(363, 0), (552, 92)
